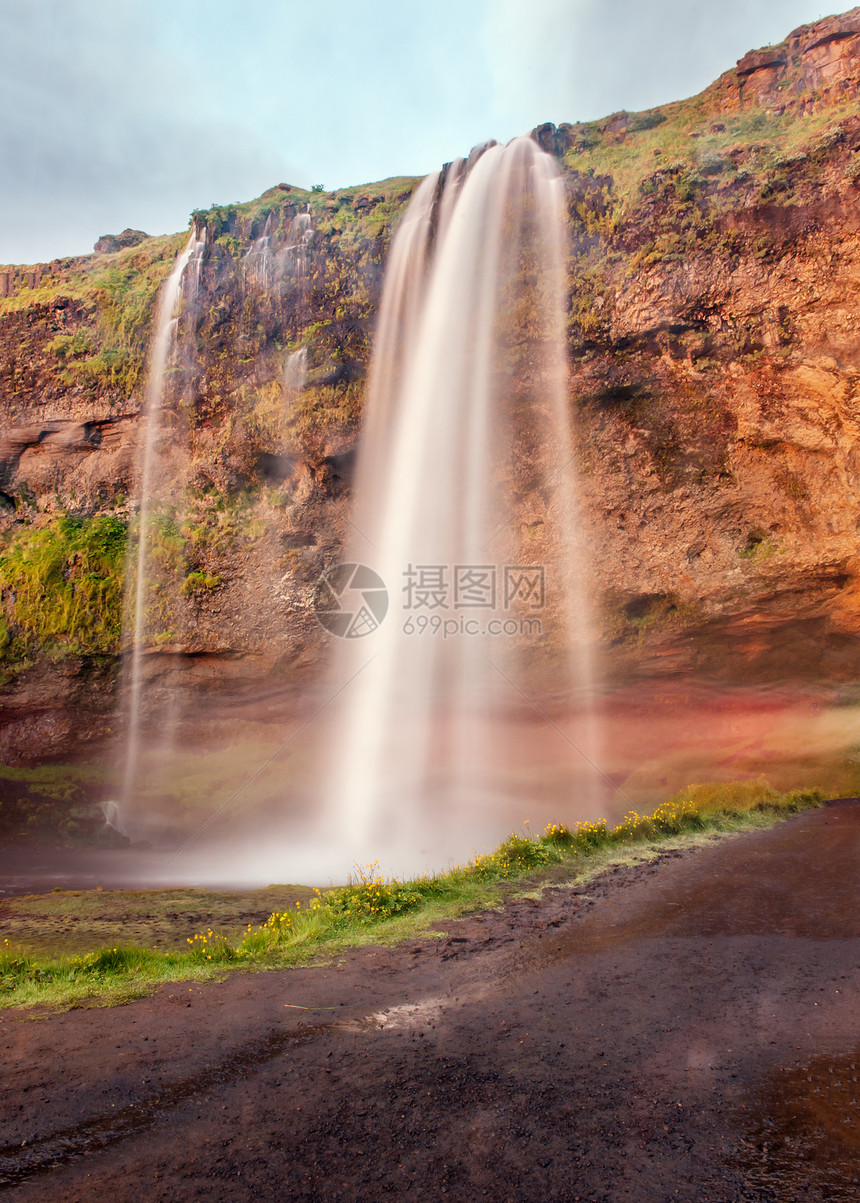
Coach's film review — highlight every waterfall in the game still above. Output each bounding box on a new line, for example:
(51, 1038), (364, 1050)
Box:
(244, 213), (274, 289)
(119, 228), (206, 822)
(244, 206), (312, 293)
(324, 137), (597, 871)
(284, 345), (308, 395)
(284, 207), (313, 279)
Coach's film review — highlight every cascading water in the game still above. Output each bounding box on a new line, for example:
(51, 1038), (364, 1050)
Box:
(284, 345), (308, 395)
(101, 145), (598, 884)
(244, 214), (274, 289)
(109, 198), (317, 861)
(119, 229), (206, 825)
(244, 205), (313, 292)
(285, 207), (313, 277)
(322, 136), (598, 872)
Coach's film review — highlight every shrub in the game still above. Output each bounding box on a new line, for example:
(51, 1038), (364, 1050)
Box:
(326, 864), (427, 920)
(181, 571), (222, 597)
(471, 833), (555, 878)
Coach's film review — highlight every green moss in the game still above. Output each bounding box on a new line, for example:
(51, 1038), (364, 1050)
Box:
(739, 530), (783, 561)
(122, 489), (268, 644)
(48, 330), (92, 359)
(0, 761), (104, 799)
(0, 761), (116, 848)
(181, 570), (222, 597)
(288, 381), (363, 451)
(1, 233), (188, 400)
(0, 514), (127, 665)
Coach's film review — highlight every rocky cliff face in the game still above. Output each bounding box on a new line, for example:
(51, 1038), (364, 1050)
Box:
(4, 9), (860, 768)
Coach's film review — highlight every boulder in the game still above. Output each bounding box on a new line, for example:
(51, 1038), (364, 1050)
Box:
(93, 228), (149, 254)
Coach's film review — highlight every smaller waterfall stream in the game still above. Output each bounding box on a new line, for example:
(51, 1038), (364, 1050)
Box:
(284, 346), (308, 394)
(119, 229), (206, 820)
(286, 207), (313, 275)
(244, 214), (274, 289)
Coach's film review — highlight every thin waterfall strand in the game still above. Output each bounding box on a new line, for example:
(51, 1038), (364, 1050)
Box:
(120, 229), (205, 816)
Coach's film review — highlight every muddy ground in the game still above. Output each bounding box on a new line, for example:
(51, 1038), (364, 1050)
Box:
(0, 882), (322, 959)
(0, 802), (857, 1202)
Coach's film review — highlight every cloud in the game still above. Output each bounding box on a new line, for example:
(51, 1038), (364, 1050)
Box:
(0, 0), (302, 262)
(0, 0), (494, 262)
(0, 0), (830, 263)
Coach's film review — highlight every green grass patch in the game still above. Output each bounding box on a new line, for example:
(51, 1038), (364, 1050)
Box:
(1, 233), (188, 397)
(0, 514), (126, 668)
(0, 883), (321, 960)
(123, 489), (267, 647)
(566, 96), (856, 215)
(0, 780), (824, 1012)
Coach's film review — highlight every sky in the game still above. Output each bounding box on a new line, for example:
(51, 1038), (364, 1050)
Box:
(0, 0), (837, 264)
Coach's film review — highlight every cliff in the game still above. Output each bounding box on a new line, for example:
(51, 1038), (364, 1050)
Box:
(4, 7), (860, 774)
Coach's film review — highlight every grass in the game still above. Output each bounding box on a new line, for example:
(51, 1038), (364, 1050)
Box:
(0, 232), (188, 398)
(0, 780), (824, 1012)
(0, 514), (126, 670)
(121, 488), (268, 648)
(0, 884), (322, 960)
(560, 86), (860, 349)
(565, 95), (857, 217)
(0, 761), (108, 803)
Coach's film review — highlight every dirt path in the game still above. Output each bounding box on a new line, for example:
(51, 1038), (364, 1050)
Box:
(1, 803), (858, 1202)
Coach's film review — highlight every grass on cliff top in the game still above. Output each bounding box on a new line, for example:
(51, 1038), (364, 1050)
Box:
(0, 231), (188, 397)
(566, 92), (859, 214)
(192, 175), (418, 223)
(0, 232), (186, 316)
(0, 779), (824, 1012)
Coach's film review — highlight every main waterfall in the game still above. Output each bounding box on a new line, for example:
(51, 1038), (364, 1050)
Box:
(323, 137), (597, 871)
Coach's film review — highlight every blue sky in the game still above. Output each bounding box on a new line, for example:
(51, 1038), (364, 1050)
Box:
(0, 0), (834, 264)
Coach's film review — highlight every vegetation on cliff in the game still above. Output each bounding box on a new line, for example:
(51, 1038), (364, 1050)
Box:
(0, 514), (126, 675)
(561, 93), (860, 357)
(0, 234), (188, 402)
